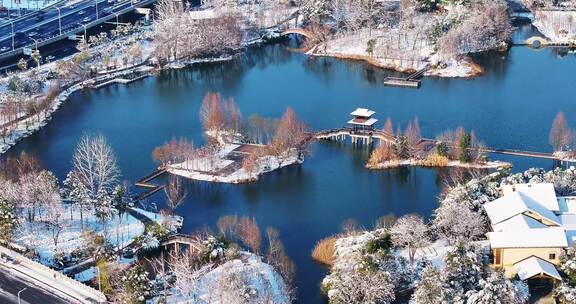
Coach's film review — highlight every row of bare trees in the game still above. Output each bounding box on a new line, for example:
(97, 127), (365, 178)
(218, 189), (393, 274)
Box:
(147, 215), (296, 302)
(153, 0), (243, 63)
(369, 117), (485, 166)
(439, 0), (512, 58)
(549, 111), (575, 152)
(156, 92), (309, 178)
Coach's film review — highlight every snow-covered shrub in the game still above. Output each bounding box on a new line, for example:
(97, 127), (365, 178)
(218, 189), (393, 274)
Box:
(327, 268), (395, 304)
(556, 247), (576, 303)
(203, 235), (229, 262)
(440, 244), (486, 301)
(0, 198), (17, 242)
(410, 265), (443, 304)
(556, 283), (576, 304)
(122, 265), (153, 304)
(503, 167), (576, 196)
(559, 247), (576, 284)
(465, 271), (527, 304)
(139, 234), (160, 252)
(364, 233), (392, 255)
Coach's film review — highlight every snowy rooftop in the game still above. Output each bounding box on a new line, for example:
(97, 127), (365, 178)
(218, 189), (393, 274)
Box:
(487, 227), (568, 249)
(491, 214), (547, 232)
(188, 9), (219, 20)
(558, 196), (576, 214)
(350, 108), (375, 117)
(483, 191), (560, 226)
(347, 117), (378, 126)
(514, 256), (562, 281)
(560, 214), (576, 246)
(502, 183), (559, 212)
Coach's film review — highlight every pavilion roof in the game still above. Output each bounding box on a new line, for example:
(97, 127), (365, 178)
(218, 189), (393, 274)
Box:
(347, 117), (378, 126)
(350, 108), (375, 117)
(514, 256), (562, 281)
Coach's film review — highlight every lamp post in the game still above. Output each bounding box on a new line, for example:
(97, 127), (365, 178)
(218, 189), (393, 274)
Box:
(10, 21), (15, 51)
(55, 7), (62, 35)
(94, 266), (101, 291)
(17, 287), (27, 304)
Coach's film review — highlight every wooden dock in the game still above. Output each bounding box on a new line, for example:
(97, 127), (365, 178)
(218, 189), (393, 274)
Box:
(134, 168), (167, 201)
(384, 65), (430, 88)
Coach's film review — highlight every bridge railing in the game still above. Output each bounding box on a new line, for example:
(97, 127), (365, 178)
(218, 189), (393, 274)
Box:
(0, 245), (107, 303)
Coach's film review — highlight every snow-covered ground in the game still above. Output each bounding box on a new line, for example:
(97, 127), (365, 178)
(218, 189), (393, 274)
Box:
(368, 159), (512, 170)
(533, 10), (576, 42)
(168, 143), (301, 184)
(13, 204), (145, 265)
(314, 27), (480, 78)
(161, 252), (291, 304)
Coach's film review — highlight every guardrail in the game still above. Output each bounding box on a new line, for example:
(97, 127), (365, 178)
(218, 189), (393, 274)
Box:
(0, 0), (69, 26)
(0, 0), (155, 62)
(0, 245), (107, 303)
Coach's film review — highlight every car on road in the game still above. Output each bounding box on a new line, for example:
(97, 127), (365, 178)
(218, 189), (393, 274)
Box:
(27, 31), (38, 38)
(78, 10), (85, 15)
(82, 17), (92, 23)
(44, 55), (56, 62)
(122, 248), (135, 259)
(0, 46), (10, 53)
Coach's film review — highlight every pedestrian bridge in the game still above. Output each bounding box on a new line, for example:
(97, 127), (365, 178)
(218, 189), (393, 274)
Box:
(281, 28), (317, 40)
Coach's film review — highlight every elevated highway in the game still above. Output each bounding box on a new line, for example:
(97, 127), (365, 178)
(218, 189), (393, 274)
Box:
(0, 0), (153, 62)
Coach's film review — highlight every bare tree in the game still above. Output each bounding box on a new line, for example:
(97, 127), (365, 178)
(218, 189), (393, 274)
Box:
(200, 92), (226, 132)
(549, 111), (573, 151)
(44, 193), (66, 248)
(238, 216), (261, 254)
(390, 214), (430, 265)
(383, 117), (394, 136)
(266, 227), (296, 291)
(267, 107), (308, 166)
(434, 200), (487, 245)
(217, 214), (239, 240)
(329, 269), (395, 304)
(164, 175), (187, 211)
(72, 133), (120, 199)
(168, 251), (206, 302)
(404, 117), (421, 156)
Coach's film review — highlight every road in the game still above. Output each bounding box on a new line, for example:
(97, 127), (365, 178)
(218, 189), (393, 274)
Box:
(0, 0), (138, 53)
(0, 265), (68, 304)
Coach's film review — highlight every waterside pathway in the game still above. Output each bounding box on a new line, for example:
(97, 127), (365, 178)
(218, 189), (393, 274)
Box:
(3, 29), (576, 302)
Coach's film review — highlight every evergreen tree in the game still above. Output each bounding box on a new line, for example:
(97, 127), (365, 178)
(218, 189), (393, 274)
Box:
(459, 133), (471, 163)
(466, 271), (526, 304)
(0, 198), (17, 242)
(394, 135), (410, 159)
(411, 266), (442, 304)
(436, 142), (449, 158)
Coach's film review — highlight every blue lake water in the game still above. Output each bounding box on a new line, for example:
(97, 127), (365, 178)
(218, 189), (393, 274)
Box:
(4, 25), (576, 302)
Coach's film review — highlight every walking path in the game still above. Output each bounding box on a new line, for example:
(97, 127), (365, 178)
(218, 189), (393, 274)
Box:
(0, 245), (106, 303)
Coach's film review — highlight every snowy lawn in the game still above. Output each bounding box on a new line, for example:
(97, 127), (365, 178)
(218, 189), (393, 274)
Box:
(160, 252), (291, 304)
(14, 204), (145, 266)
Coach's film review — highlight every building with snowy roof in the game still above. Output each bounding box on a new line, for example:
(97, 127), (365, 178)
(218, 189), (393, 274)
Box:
(483, 183), (576, 281)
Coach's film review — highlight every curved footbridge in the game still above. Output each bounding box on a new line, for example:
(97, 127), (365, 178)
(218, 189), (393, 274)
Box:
(312, 128), (567, 162)
(519, 36), (576, 48)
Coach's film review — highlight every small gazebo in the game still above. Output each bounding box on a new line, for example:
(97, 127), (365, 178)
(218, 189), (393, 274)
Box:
(348, 108), (378, 132)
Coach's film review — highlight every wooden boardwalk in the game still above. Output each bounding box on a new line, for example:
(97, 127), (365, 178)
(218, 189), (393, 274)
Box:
(134, 168), (167, 201)
(314, 128), (562, 161)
